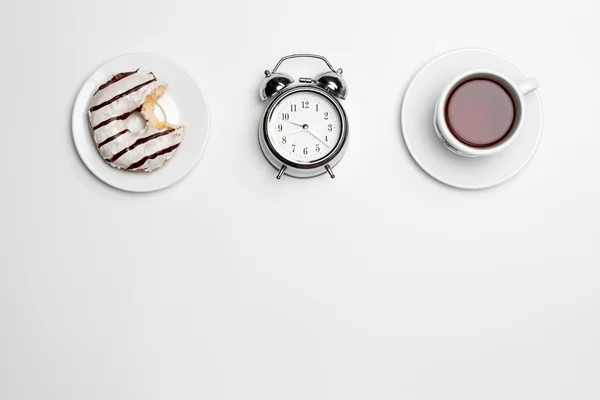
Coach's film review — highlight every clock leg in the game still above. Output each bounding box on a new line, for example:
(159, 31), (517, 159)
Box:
(276, 165), (287, 180)
(325, 165), (335, 179)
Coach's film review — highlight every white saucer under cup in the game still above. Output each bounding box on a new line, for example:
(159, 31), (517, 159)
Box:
(72, 53), (210, 192)
(401, 48), (543, 190)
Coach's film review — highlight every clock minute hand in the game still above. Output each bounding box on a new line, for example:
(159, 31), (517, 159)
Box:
(305, 129), (332, 148)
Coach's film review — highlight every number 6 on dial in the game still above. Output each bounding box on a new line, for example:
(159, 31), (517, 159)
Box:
(258, 54), (349, 179)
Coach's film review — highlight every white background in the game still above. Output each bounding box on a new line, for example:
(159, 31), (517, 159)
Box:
(2, 0), (599, 399)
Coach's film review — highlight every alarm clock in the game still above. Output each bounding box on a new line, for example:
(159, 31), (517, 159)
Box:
(258, 54), (349, 179)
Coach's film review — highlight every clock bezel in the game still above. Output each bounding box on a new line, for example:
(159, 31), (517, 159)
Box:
(261, 85), (348, 170)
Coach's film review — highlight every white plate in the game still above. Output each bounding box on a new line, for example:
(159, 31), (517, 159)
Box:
(401, 48), (543, 190)
(72, 53), (210, 192)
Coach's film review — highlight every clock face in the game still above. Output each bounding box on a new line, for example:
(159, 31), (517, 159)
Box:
(266, 90), (343, 165)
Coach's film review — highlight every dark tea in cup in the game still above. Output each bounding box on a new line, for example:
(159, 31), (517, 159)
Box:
(434, 69), (539, 157)
(445, 78), (516, 148)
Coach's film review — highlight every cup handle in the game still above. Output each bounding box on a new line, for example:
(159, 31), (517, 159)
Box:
(517, 78), (540, 95)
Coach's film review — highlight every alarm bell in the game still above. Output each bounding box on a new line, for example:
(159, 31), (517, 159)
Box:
(315, 70), (348, 100)
(259, 72), (294, 101)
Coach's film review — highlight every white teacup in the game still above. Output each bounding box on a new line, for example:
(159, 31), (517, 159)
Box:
(434, 70), (539, 157)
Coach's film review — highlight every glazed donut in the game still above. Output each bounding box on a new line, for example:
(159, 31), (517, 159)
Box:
(88, 69), (184, 172)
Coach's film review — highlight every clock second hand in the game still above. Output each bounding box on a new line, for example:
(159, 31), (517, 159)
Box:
(285, 120), (331, 147)
(286, 128), (304, 136)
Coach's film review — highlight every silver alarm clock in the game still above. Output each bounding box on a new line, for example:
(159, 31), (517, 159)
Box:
(258, 54), (349, 179)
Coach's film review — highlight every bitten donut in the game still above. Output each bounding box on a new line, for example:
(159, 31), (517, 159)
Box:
(88, 69), (184, 172)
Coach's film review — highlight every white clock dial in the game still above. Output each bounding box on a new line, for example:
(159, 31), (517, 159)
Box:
(267, 90), (342, 164)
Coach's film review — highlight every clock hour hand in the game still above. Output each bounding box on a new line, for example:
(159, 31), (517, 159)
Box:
(286, 120), (305, 128)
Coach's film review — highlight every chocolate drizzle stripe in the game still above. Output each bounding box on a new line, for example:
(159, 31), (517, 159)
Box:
(109, 129), (176, 162)
(94, 69), (139, 96)
(89, 77), (157, 113)
(92, 106), (142, 131)
(97, 129), (129, 148)
(126, 143), (181, 171)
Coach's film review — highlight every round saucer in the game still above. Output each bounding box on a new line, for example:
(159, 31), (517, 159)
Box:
(401, 48), (543, 190)
(72, 53), (210, 192)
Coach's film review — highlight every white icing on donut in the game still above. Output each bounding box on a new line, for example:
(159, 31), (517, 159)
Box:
(88, 70), (184, 172)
